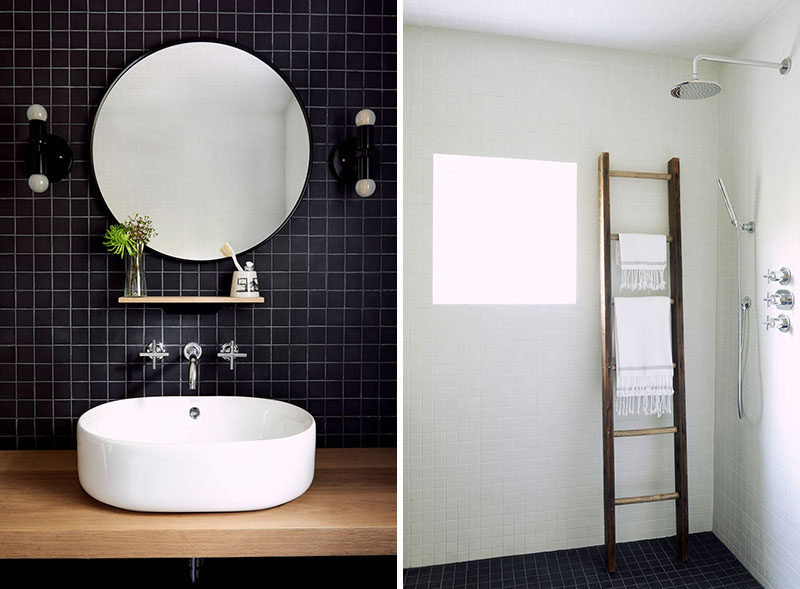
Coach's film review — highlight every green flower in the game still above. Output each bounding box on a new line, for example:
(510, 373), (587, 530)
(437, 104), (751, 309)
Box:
(103, 214), (158, 258)
(103, 223), (136, 258)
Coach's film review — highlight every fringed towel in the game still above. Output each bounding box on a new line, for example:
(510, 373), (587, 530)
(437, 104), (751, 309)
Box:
(617, 233), (667, 291)
(614, 296), (674, 417)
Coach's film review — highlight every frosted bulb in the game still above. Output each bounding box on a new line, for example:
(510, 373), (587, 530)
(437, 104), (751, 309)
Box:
(26, 104), (47, 122)
(355, 108), (376, 127)
(28, 174), (49, 193)
(355, 178), (376, 197)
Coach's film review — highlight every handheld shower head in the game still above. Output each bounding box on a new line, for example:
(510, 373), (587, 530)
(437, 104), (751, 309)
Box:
(717, 178), (738, 226)
(717, 178), (755, 233)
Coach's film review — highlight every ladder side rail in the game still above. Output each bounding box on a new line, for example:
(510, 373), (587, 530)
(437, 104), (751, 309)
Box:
(598, 152), (616, 573)
(667, 157), (690, 562)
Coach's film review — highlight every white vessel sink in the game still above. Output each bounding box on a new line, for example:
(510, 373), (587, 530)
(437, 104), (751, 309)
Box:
(77, 396), (315, 512)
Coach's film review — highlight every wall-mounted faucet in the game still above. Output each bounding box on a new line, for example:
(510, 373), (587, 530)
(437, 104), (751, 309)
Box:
(217, 340), (246, 370)
(139, 340), (169, 369)
(183, 343), (202, 390)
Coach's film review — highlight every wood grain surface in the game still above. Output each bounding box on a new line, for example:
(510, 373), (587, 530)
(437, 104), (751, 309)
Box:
(118, 296), (265, 304)
(0, 448), (396, 559)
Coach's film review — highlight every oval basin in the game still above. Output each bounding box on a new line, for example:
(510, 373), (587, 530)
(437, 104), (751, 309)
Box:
(77, 396), (315, 512)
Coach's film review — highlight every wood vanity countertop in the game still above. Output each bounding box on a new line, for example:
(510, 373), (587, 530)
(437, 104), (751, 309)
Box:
(0, 448), (396, 559)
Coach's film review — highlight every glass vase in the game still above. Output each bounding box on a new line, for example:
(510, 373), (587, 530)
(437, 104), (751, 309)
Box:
(124, 243), (146, 297)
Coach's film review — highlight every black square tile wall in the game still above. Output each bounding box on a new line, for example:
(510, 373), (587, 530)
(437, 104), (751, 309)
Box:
(0, 1), (397, 449)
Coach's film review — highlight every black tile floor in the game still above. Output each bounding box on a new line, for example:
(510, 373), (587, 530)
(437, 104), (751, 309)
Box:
(404, 532), (760, 588)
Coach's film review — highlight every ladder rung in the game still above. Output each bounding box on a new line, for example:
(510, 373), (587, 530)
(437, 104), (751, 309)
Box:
(609, 170), (672, 180)
(610, 233), (674, 242)
(615, 492), (679, 505)
(611, 362), (676, 370)
(614, 427), (677, 437)
(611, 298), (674, 305)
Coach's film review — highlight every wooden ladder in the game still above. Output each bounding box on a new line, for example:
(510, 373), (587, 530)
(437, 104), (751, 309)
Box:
(598, 152), (689, 573)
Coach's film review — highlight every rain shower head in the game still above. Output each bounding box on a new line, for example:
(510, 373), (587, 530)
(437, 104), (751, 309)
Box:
(671, 79), (721, 99)
(672, 54), (791, 100)
(717, 178), (738, 226)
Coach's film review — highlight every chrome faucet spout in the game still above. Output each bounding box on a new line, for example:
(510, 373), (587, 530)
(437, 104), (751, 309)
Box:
(188, 356), (198, 390)
(183, 342), (202, 391)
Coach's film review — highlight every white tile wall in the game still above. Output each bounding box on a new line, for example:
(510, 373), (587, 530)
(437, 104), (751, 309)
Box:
(714, 2), (800, 587)
(404, 26), (720, 568)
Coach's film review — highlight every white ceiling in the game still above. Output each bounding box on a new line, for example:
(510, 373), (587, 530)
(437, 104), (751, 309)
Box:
(404, 0), (790, 59)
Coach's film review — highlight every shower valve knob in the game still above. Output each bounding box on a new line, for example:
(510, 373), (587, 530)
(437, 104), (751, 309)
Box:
(764, 290), (794, 310)
(763, 267), (791, 285)
(763, 314), (791, 333)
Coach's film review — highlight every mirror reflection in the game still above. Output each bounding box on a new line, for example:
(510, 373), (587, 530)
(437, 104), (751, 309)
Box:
(91, 41), (311, 261)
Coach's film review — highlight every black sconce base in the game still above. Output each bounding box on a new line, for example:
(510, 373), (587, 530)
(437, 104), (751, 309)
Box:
(329, 137), (359, 185)
(25, 134), (74, 183)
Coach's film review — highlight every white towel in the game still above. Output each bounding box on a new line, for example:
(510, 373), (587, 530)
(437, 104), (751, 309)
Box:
(614, 296), (674, 416)
(617, 233), (667, 291)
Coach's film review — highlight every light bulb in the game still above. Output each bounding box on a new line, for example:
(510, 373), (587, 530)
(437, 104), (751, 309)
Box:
(28, 174), (49, 193)
(26, 104), (47, 122)
(355, 109), (376, 127)
(355, 178), (376, 197)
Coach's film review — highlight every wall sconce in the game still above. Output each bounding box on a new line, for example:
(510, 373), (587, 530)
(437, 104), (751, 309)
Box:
(330, 108), (377, 197)
(25, 104), (73, 193)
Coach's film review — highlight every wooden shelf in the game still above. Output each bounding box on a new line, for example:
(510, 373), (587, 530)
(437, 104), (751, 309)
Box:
(0, 448), (396, 559)
(118, 296), (264, 304)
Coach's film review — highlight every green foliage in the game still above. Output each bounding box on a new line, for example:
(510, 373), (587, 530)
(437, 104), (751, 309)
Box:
(103, 223), (135, 258)
(103, 213), (157, 258)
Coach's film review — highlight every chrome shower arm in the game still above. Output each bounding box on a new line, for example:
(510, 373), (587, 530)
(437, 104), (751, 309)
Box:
(692, 54), (791, 79)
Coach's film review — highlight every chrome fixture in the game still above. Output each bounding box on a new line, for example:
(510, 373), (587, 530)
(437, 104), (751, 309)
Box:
(217, 340), (247, 370)
(189, 407), (200, 420)
(717, 178), (755, 420)
(139, 340), (169, 369)
(672, 54), (791, 100)
(736, 296), (751, 420)
(183, 342), (202, 390)
(763, 314), (791, 333)
(717, 179), (754, 233)
(25, 104), (73, 192)
(764, 267), (791, 285)
(189, 558), (204, 584)
(330, 108), (377, 197)
(763, 289), (794, 310)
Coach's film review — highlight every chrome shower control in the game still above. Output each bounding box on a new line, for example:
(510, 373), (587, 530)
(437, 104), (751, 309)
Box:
(763, 289), (794, 310)
(763, 314), (791, 333)
(763, 267), (791, 285)
(139, 340), (169, 369)
(217, 340), (247, 370)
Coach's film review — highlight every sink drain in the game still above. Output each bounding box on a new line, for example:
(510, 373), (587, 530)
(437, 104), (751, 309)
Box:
(189, 407), (200, 419)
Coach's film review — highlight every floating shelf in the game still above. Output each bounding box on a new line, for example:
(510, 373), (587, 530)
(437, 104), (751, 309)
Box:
(0, 448), (396, 558)
(118, 296), (264, 304)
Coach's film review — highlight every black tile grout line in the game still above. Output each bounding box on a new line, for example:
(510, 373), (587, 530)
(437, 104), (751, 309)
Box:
(403, 532), (762, 589)
(0, 2), (396, 449)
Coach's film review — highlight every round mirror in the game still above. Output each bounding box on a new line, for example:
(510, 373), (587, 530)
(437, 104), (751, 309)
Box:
(91, 41), (312, 261)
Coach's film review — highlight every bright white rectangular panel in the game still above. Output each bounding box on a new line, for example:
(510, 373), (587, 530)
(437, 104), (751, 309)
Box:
(432, 154), (577, 304)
